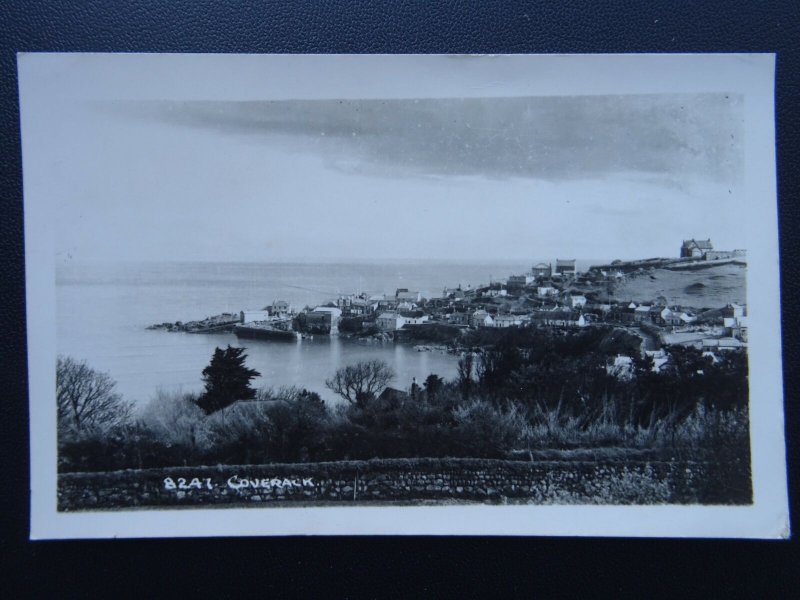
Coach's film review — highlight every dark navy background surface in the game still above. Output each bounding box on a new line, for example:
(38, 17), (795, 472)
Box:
(1, 1), (798, 597)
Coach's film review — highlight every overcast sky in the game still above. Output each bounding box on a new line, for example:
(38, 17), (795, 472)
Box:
(24, 59), (746, 263)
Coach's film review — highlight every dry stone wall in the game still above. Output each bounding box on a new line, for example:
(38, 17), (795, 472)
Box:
(57, 457), (722, 510)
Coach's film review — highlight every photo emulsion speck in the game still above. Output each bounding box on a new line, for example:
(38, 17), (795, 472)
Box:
(20, 54), (788, 538)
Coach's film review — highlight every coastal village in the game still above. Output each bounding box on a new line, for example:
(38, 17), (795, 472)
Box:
(149, 239), (748, 376)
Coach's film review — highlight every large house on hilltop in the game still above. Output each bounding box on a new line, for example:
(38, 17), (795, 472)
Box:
(554, 259), (577, 276)
(681, 238), (713, 258)
(531, 262), (552, 279)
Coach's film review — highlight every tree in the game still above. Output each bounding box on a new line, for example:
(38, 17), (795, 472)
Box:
(457, 352), (475, 399)
(410, 378), (421, 400)
(56, 356), (133, 437)
(325, 359), (395, 408)
(423, 374), (444, 401)
(196, 345), (261, 414)
(265, 387), (329, 461)
(476, 339), (524, 393)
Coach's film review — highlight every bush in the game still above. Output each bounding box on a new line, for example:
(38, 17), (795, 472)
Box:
(452, 401), (532, 458)
(139, 389), (206, 451)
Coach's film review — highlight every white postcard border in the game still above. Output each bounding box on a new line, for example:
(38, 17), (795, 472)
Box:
(20, 53), (788, 539)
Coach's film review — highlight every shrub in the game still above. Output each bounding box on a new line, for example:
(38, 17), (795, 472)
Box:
(452, 400), (532, 458)
(139, 388), (207, 452)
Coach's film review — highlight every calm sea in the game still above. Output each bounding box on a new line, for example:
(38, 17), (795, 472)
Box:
(57, 260), (589, 408)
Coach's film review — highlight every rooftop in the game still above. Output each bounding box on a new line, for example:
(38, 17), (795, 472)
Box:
(682, 238), (713, 249)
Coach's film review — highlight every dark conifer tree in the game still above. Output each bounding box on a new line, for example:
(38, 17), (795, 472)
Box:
(423, 373), (444, 401)
(196, 345), (261, 414)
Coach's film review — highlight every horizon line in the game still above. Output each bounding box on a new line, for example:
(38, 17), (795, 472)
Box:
(57, 256), (642, 266)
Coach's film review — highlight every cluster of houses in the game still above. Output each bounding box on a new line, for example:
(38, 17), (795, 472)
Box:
(604, 303), (747, 379)
(238, 283), (747, 351)
(231, 242), (747, 360)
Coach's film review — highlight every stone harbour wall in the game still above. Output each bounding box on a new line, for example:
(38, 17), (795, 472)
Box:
(57, 457), (728, 510)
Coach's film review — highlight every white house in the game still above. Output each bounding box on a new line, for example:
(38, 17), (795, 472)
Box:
(727, 303), (745, 318)
(398, 301), (417, 311)
(724, 315), (749, 342)
(269, 300), (292, 317)
(566, 294), (587, 309)
(376, 312), (405, 331)
(537, 286), (558, 298)
(240, 309), (271, 323)
(470, 310), (494, 328)
(681, 238), (713, 258)
(493, 314), (522, 328)
(401, 314), (429, 326)
(484, 288), (508, 297)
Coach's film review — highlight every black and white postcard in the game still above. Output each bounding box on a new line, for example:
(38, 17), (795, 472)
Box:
(19, 53), (788, 538)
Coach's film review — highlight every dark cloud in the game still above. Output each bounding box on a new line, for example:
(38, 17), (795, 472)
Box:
(113, 94), (743, 182)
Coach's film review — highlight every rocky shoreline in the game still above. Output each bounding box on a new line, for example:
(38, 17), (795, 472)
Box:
(146, 313), (240, 333)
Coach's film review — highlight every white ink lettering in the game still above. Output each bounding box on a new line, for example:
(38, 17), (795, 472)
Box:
(227, 475), (244, 490)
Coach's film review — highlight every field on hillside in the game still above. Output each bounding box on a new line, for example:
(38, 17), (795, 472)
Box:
(602, 262), (746, 309)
